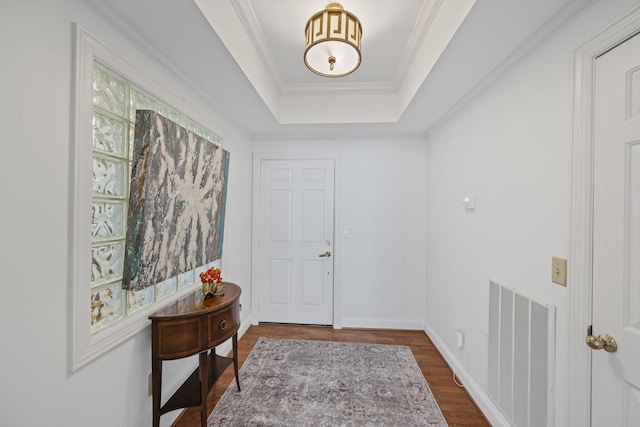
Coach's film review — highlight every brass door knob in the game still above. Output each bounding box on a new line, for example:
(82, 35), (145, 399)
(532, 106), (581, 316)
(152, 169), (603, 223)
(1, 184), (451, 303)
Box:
(586, 335), (604, 350)
(319, 251), (332, 257)
(586, 333), (617, 352)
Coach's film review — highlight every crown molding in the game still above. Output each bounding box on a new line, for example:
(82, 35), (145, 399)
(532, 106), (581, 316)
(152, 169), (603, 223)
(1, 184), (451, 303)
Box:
(281, 81), (397, 95)
(253, 131), (428, 142)
(231, 0), (285, 89)
(392, 0), (442, 89)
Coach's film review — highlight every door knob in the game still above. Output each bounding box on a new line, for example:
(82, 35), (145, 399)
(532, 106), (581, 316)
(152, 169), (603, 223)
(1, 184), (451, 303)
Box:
(586, 335), (604, 350)
(586, 333), (618, 353)
(318, 251), (331, 257)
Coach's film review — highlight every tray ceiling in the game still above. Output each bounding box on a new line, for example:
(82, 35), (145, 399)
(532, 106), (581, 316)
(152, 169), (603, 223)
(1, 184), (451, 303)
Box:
(194, 0), (476, 124)
(88, 0), (585, 137)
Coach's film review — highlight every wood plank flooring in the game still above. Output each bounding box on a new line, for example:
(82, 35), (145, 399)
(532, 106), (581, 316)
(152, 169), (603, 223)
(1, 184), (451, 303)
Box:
(172, 324), (490, 427)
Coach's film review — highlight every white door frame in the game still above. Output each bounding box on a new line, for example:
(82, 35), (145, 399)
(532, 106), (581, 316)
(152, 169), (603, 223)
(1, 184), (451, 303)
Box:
(251, 152), (343, 328)
(569, 8), (640, 426)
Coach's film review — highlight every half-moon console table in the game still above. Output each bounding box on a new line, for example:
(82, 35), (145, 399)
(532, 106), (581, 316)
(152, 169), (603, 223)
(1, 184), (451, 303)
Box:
(149, 282), (241, 427)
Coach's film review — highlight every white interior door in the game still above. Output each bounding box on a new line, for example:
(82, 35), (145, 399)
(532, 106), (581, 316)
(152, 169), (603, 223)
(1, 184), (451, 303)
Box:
(592, 32), (640, 425)
(258, 159), (335, 325)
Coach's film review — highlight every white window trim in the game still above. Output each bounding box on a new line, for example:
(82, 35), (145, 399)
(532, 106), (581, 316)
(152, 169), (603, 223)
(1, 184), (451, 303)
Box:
(70, 25), (221, 370)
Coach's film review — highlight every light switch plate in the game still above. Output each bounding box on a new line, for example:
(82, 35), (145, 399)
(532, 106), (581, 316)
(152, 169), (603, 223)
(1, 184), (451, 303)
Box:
(552, 256), (567, 286)
(462, 195), (476, 210)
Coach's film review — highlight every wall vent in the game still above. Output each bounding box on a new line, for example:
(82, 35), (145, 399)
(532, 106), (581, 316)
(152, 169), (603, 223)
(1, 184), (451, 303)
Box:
(488, 280), (556, 426)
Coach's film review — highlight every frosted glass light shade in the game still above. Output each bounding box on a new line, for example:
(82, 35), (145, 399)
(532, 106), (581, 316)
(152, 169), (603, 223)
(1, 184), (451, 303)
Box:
(304, 3), (362, 77)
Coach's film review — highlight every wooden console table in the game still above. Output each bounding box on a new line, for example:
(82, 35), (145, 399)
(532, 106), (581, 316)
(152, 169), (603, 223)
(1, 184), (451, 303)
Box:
(149, 282), (241, 427)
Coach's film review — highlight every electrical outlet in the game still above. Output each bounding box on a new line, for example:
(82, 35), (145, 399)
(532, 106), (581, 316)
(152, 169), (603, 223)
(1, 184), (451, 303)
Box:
(148, 373), (153, 396)
(551, 256), (567, 286)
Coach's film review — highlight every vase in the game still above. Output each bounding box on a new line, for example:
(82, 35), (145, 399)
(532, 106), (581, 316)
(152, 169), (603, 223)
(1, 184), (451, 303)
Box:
(202, 282), (225, 298)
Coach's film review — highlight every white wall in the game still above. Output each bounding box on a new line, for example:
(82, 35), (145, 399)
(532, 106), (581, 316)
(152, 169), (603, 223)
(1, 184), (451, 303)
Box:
(0, 1), (253, 426)
(5, 0), (639, 425)
(254, 138), (427, 329)
(423, 0), (640, 425)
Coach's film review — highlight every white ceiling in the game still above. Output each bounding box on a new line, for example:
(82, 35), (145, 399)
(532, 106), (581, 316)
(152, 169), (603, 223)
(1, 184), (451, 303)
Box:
(194, 0), (475, 125)
(90, 0), (585, 138)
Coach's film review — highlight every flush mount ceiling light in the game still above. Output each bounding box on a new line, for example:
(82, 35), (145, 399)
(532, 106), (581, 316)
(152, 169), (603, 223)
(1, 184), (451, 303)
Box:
(304, 3), (362, 78)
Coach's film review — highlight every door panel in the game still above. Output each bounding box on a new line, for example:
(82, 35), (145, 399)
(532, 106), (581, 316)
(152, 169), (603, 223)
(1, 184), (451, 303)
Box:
(301, 260), (324, 306)
(267, 259), (291, 305)
(258, 159), (335, 325)
(303, 190), (325, 242)
(269, 190), (292, 242)
(592, 32), (640, 426)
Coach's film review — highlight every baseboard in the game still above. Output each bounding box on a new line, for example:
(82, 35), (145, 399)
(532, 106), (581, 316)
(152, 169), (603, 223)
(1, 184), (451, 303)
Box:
(246, 310), (424, 332)
(341, 317), (425, 330)
(424, 321), (511, 427)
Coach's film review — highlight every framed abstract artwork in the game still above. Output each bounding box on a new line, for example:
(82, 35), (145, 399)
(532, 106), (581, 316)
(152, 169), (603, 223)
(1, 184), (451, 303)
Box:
(123, 110), (229, 291)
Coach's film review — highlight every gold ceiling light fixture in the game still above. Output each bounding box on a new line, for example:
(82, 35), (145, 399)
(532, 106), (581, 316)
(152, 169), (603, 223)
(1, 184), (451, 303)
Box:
(304, 3), (362, 78)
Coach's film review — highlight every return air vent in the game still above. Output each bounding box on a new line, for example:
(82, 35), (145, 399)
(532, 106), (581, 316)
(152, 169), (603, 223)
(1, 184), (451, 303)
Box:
(488, 280), (556, 426)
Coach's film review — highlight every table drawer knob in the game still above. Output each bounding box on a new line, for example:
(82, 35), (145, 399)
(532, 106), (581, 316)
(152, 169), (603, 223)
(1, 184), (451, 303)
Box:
(220, 319), (227, 330)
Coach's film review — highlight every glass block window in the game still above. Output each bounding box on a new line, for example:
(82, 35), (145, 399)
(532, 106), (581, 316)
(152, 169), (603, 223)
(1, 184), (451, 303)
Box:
(90, 63), (221, 334)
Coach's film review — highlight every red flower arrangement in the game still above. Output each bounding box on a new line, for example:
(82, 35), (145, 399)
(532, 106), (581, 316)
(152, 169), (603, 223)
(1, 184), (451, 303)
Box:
(200, 267), (222, 284)
(200, 267), (224, 298)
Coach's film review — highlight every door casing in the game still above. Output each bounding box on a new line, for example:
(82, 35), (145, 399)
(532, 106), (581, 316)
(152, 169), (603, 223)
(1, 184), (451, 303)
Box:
(251, 152), (343, 328)
(569, 7), (640, 426)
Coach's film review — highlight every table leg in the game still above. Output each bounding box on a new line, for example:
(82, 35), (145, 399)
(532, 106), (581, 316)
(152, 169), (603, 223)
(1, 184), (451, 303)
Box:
(233, 333), (241, 391)
(199, 350), (209, 427)
(152, 357), (162, 427)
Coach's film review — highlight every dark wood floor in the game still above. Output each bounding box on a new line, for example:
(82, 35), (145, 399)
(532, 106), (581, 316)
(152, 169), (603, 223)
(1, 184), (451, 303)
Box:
(172, 324), (490, 427)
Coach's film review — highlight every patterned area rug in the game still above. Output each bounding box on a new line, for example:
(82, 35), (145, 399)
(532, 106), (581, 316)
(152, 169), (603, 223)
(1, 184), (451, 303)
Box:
(209, 338), (448, 426)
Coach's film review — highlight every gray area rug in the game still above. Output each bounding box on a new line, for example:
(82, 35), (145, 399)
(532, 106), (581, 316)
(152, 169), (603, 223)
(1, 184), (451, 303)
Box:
(209, 337), (448, 426)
